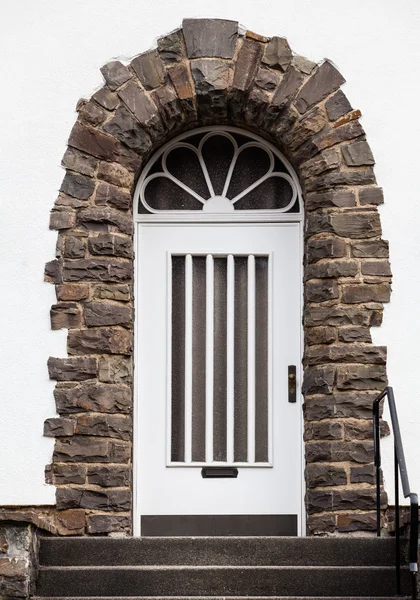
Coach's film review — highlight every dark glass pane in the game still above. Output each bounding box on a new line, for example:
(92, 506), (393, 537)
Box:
(166, 145), (210, 199)
(234, 257), (248, 462)
(192, 257), (206, 462)
(171, 256), (186, 462)
(234, 176), (294, 210)
(213, 257), (227, 462)
(143, 177), (203, 211)
(202, 135), (235, 196)
(227, 146), (271, 200)
(255, 257), (269, 463)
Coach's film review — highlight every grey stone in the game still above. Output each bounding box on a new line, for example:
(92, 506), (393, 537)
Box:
(50, 210), (75, 230)
(291, 55), (316, 75)
(359, 187), (384, 206)
(272, 66), (304, 109)
(304, 305), (382, 327)
(332, 489), (381, 511)
(325, 89), (352, 121)
(56, 487), (130, 511)
(307, 514), (336, 534)
(54, 436), (130, 463)
(50, 302), (81, 330)
(88, 233), (132, 258)
(69, 122), (119, 161)
(305, 279), (339, 302)
(103, 105), (152, 154)
(305, 189), (356, 211)
(67, 327), (132, 356)
(84, 300), (132, 326)
(97, 161), (133, 189)
(295, 61), (345, 114)
(118, 81), (162, 133)
(50, 464), (86, 485)
(305, 260), (358, 280)
(338, 326), (372, 343)
(306, 344), (386, 366)
(305, 421), (343, 441)
(191, 59), (232, 120)
(92, 87), (119, 110)
(331, 211), (381, 239)
(344, 420), (378, 441)
(78, 101), (106, 127)
(152, 84), (182, 129)
(232, 39), (263, 92)
(342, 141), (375, 166)
(305, 168), (376, 192)
(87, 514), (131, 534)
(306, 237), (347, 263)
(350, 464), (375, 484)
(87, 465), (130, 487)
(100, 61), (132, 91)
(305, 442), (332, 464)
(75, 414), (131, 440)
(305, 326), (336, 346)
(93, 284), (131, 302)
(98, 356), (132, 384)
(62, 147), (98, 177)
(95, 181), (131, 211)
(48, 356), (98, 381)
(305, 391), (378, 420)
(342, 283), (391, 303)
(131, 51), (166, 90)
(183, 18), (238, 59)
(300, 148), (340, 179)
(285, 107), (326, 152)
(63, 235), (86, 259)
(262, 37), (292, 71)
(302, 366), (335, 395)
(295, 120), (364, 163)
(54, 383), (131, 414)
(157, 30), (183, 64)
(244, 87), (271, 128)
(168, 63), (195, 100)
(63, 257), (132, 283)
(352, 239), (389, 258)
(43, 417), (75, 437)
(60, 172), (95, 200)
(331, 440), (375, 463)
(77, 207), (133, 235)
(306, 490), (333, 513)
(306, 464), (347, 488)
(336, 364), (387, 390)
(361, 260), (391, 277)
(254, 68), (281, 91)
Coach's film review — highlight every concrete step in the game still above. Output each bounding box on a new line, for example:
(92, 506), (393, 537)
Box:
(39, 536), (398, 567)
(36, 565), (410, 597)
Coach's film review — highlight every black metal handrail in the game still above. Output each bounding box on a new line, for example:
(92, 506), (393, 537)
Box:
(373, 386), (419, 600)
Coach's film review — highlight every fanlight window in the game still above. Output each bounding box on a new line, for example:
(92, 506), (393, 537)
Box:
(135, 127), (303, 222)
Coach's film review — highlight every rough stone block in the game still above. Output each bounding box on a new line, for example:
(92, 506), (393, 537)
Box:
(305, 189), (355, 212)
(336, 365), (387, 390)
(307, 513), (336, 534)
(55, 509), (86, 536)
(44, 417), (75, 437)
(97, 162), (133, 190)
(157, 30), (183, 64)
(359, 186), (384, 206)
(48, 357), (98, 381)
(302, 366), (335, 395)
(100, 61), (132, 91)
(305, 326), (336, 346)
(352, 239), (389, 258)
(152, 84), (182, 129)
(255, 68), (281, 92)
(77, 206), (133, 234)
(87, 465), (131, 488)
(342, 283), (391, 303)
(291, 55), (316, 75)
(305, 260), (358, 280)
(262, 36), (292, 71)
(87, 514), (131, 534)
(295, 61), (345, 114)
(361, 260), (391, 277)
(67, 327), (133, 356)
(331, 211), (381, 239)
(332, 489), (381, 511)
(50, 464), (86, 485)
(56, 487), (131, 511)
(285, 107), (326, 152)
(54, 383), (131, 414)
(98, 356), (132, 384)
(103, 105), (152, 154)
(50, 302), (81, 330)
(271, 66), (304, 109)
(306, 237), (347, 263)
(350, 464), (375, 484)
(50, 210), (76, 231)
(93, 284), (131, 302)
(306, 490), (333, 514)
(325, 90), (352, 121)
(305, 168), (375, 192)
(88, 233), (133, 258)
(331, 440), (374, 463)
(56, 284), (89, 301)
(62, 147), (98, 177)
(95, 181), (131, 211)
(75, 414), (132, 440)
(118, 82), (162, 133)
(305, 442), (332, 464)
(306, 344), (386, 366)
(62, 235), (87, 259)
(232, 39), (262, 92)
(84, 301), (132, 327)
(306, 464), (347, 488)
(191, 59), (232, 120)
(78, 101), (106, 127)
(344, 420), (375, 441)
(92, 87), (119, 111)
(304, 391), (378, 421)
(337, 513), (377, 532)
(305, 421), (343, 441)
(338, 326), (372, 343)
(295, 120), (364, 163)
(54, 436), (130, 463)
(300, 148), (339, 179)
(131, 50), (166, 90)
(342, 141), (375, 166)
(305, 279), (339, 302)
(68, 122), (119, 161)
(183, 18), (238, 59)
(305, 305), (382, 327)
(63, 258), (132, 283)
(168, 63), (195, 100)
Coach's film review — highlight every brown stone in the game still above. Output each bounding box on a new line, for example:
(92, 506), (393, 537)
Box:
(307, 514), (336, 534)
(306, 490), (333, 514)
(361, 260), (391, 277)
(88, 233), (133, 258)
(62, 235), (87, 259)
(79, 101), (106, 127)
(44, 417), (75, 437)
(55, 509), (86, 535)
(50, 302), (81, 330)
(92, 87), (119, 110)
(54, 436), (130, 463)
(48, 356), (98, 381)
(325, 90), (352, 121)
(152, 85), (182, 129)
(131, 50), (165, 90)
(304, 391), (378, 421)
(63, 258), (132, 283)
(342, 141), (374, 166)
(295, 120), (364, 163)
(306, 344), (386, 366)
(305, 260), (358, 280)
(95, 181), (131, 211)
(291, 56), (316, 75)
(118, 81), (162, 131)
(157, 30), (183, 64)
(331, 211), (381, 239)
(84, 301), (132, 327)
(306, 464), (347, 488)
(305, 306), (382, 327)
(305, 279), (339, 302)
(98, 356), (132, 384)
(342, 283), (391, 303)
(302, 366), (335, 395)
(183, 18), (238, 59)
(352, 240), (389, 258)
(300, 148), (339, 179)
(306, 237), (347, 263)
(54, 383), (131, 414)
(50, 464), (86, 485)
(0, 557), (27, 578)
(295, 61), (345, 114)
(262, 36), (292, 71)
(62, 147), (98, 177)
(56, 284), (89, 301)
(103, 105), (152, 154)
(75, 414), (131, 440)
(54, 194), (86, 209)
(332, 489), (382, 511)
(338, 326), (372, 343)
(192, 59), (232, 120)
(344, 420), (374, 441)
(77, 206), (133, 235)
(305, 189), (356, 212)
(350, 464), (375, 484)
(331, 440), (374, 463)
(337, 513), (377, 532)
(67, 327), (133, 356)
(56, 487), (131, 511)
(100, 61), (132, 91)
(50, 210), (76, 230)
(68, 122), (119, 161)
(305, 168), (376, 193)
(93, 284), (130, 302)
(336, 365), (387, 390)
(305, 421), (343, 441)
(359, 187), (384, 206)
(305, 442), (332, 464)
(272, 66), (304, 109)
(285, 107), (326, 152)
(87, 514), (131, 534)
(97, 162), (133, 189)
(305, 326), (336, 346)
(334, 108), (362, 127)
(168, 63), (195, 100)
(87, 465), (131, 487)
(245, 30), (269, 43)
(232, 39), (262, 92)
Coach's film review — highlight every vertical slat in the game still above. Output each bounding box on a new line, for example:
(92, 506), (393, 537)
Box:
(192, 257), (206, 462)
(227, 254), (235, 464)
(255, 256), (269, 463)
(184, 254), (193, 464)
(213, 258), (227, 461)
(247, 255), (256, 464)
(206, 254), (214, 463)
(171, 256), (185, 462)
(234, 257), (248, 462)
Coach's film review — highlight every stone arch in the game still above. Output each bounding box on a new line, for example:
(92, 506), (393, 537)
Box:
(44, 18), (391, 536)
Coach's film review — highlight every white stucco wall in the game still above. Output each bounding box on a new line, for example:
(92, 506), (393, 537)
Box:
(0, 0), (419, 506)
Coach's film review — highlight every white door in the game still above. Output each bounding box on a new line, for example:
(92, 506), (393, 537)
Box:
(135, 223), (302, 535)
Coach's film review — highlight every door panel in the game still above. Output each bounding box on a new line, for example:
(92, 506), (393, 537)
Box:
(136, 224), (302, 533)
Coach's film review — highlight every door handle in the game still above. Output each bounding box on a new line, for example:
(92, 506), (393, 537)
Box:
(288, 365), (297, 403)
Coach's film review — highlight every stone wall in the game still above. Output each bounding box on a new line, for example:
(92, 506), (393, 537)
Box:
(41, 18), (391, 535)
(0, 524), (37, 598)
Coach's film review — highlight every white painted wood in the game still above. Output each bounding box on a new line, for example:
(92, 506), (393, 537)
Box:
(226, 254), (235, 465)
(247, 254), (256, 464)
(136, 224), (302, 521)
(184, 254), (193, 464)
(205, 254), (214, 464)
